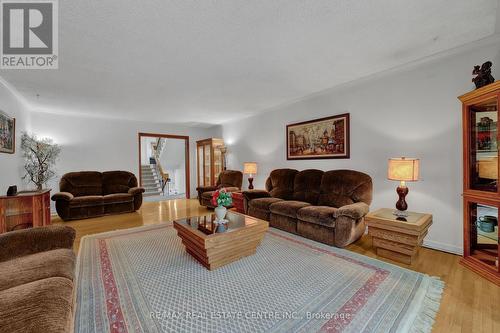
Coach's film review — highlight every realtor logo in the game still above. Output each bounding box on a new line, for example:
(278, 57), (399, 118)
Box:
(1, 0), (58, 69)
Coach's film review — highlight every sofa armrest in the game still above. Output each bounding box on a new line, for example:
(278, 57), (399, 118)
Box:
(242, 190), (271, 213)
(196, 186), (219, 205)
(242, 190), (271, 201)
(333, 202), (370, 220)
(129, 187), (145, 211)
(196, 186), (218, 193)
(0, 225), (76, 262)
(128, 187), (145, 196)
(51, 192), (74, 202)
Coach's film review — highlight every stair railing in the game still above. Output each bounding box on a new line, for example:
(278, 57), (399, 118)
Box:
(152, 138), (170, 193)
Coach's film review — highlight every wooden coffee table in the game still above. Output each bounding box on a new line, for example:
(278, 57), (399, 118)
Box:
(173, 211), (268, 270)
(365, 208), (433, 265)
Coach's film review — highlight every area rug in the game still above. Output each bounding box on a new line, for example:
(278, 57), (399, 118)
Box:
(75, 223), (444, 333)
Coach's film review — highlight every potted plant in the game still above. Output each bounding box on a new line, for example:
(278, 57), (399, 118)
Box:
(211, 188), (233, 222)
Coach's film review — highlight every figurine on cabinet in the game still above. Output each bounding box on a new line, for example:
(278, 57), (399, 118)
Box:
(6, 185), (17, 196)
(472, 61), (495, 89)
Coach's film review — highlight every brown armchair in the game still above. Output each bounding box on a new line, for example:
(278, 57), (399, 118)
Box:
(52, 171), (145, 221)
(197, 170), (243, 208)
(0, 226), (76, 333)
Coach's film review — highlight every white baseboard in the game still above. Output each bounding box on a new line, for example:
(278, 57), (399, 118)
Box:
(422, 239), (463, 255)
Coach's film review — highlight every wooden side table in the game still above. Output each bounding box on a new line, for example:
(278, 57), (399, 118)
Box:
(365, 208), (432, 265)
(231, 192), (245, 214)
(0, 190), (51, 234)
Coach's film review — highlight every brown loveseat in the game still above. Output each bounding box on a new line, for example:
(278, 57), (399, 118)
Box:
(243, 168), (372, 247)
(197, 170), (243, 208)
(0, 225), (76, 333)
(52, 171), (145, 221)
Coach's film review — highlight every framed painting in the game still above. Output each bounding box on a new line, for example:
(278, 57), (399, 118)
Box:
(0, 111), (15, 154)
(287, 113), (350, 160)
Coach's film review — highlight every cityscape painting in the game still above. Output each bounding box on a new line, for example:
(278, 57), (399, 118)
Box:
(0, 111), (15, 154)
(287, 113), (349, 160)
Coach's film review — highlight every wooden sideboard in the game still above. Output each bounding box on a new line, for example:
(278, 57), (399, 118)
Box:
(0, 189), (51, 234)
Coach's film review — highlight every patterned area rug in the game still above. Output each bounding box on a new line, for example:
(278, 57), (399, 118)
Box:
(75, 223), (444, 333)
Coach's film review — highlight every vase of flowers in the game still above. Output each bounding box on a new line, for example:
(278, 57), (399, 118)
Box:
(211, 188), (233, 222)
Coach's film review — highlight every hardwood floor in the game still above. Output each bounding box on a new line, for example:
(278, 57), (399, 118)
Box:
(53, 199), (500, 333)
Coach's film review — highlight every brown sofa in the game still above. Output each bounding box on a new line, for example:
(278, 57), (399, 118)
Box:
(197, 170), (243, 208)
(243, 168), (372, 247)
(52, 171), (145, 221)
(0, 225), (76, 333)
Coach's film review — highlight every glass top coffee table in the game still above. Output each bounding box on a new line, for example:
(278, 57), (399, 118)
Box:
(173, 211), (269, 270)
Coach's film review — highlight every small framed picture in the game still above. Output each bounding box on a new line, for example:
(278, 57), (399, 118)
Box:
(0, 110), (15, 154)
(286, 113), (350, 160)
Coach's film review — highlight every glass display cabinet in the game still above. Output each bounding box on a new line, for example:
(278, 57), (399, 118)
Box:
(196, 138), (225, 187)
(459, 81), (500, 286)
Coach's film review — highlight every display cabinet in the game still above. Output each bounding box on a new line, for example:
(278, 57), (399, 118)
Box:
(196, 138), (225, 187)
(459, 81), (500, 285)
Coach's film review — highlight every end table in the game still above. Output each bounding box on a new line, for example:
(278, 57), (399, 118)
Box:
(231, 192), (245, 214)
(365, 208), (432, 265)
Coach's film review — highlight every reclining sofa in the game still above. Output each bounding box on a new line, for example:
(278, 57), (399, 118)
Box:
(243, 168), (372, 247)
(52, 171), (145, 221)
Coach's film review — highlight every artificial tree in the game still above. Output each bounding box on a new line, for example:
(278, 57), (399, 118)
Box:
(20, 132), (61, 190)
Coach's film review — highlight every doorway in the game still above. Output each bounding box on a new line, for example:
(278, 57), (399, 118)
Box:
(138, 133), (190, 201)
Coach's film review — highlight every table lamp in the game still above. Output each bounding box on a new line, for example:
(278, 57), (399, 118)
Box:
(243, 162), (258, 189)
(387, 157), (419, 217)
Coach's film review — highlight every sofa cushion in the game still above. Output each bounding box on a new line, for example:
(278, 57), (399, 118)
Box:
(103, 193), (134, 204)
(266, 169), (298, 200)
(293, 169), (324, 204)
(102, 171), (137, 195)
(0, 277), (73, 333)
(69, 195), (103, 207)
(269, 200), (311, 219)
(318, 170), (373, 208)
(297, 206), (338, 227)
(249, 197), (283, 211)
(60, 171), (103, 197)
(0, 248), (75, 291)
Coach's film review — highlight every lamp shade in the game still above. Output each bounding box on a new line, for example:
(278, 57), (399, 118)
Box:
(387, 157), (419, 181)
(243, 162), (258, 175)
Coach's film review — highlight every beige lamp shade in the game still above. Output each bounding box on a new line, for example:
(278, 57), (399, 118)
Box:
(243, 162), (258, 175)
(388, 157), (419, 181)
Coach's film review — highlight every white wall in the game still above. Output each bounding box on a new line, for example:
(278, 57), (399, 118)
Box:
(221, 38), (500, 254)
(160, 138), (187, 194)
(30, 111), (220, 199)
(0, 79), (31, 192)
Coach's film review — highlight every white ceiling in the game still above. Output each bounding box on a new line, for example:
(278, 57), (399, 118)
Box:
(1, 0), (498, 125)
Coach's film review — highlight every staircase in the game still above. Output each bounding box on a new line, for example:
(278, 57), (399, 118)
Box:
(141, 165), (162, 196)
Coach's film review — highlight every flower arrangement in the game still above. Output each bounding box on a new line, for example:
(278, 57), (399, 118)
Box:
(211, 188), (233, 207)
